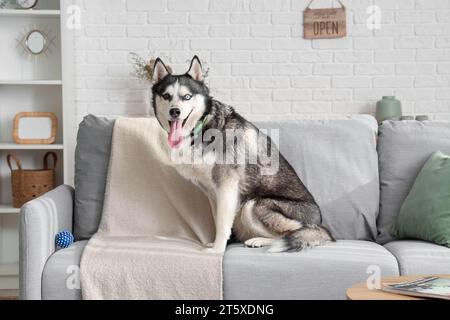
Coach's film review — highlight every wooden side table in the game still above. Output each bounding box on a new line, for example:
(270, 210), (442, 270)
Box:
(346, 275), (450, 300)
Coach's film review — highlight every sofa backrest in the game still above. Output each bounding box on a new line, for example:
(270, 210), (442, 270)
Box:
(74, 114), (380, 241)
(377, 120), (450, 244)
(255, 116), (379, 241)
(74, 115), (115, 240)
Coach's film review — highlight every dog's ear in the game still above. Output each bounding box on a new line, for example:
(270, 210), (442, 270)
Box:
(152, 58), (170, 84)
(187, 55), (203, 82)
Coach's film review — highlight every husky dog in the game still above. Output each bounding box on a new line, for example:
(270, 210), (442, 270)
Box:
(151, 56), (335, 253)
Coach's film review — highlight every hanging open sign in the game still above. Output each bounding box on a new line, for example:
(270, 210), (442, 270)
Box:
(303, 0), (347, 39)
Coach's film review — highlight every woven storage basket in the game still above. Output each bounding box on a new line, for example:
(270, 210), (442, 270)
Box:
(7, 152), (57, 208)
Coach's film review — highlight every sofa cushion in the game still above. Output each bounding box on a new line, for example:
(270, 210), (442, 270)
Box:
(392, 151), (450, 247)
(224, 240), (399, 300)
(377, 120), (450, 244)
(255, 116), (379, 240)
(384, 240), (450, 275)
(74, 115), (115, 240)
(41, 241), (87, 300)
(42, 240), (399, 300)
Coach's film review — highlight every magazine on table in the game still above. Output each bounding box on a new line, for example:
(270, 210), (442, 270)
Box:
(382, 276), (450, 300)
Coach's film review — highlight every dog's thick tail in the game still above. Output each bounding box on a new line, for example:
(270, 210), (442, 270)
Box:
(267, 224), (335, 253)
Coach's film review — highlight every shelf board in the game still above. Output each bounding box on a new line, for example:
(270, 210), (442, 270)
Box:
(0, 80), (62, 85)
(0, 143), (63, 150)
(0, 289), (19, 300)
(0, 205), (20, 214)
(0, 263), (18, 277)
(0, 9), (60, 17)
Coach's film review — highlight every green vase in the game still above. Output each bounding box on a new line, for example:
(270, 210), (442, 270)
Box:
(375, 96), (402, 124)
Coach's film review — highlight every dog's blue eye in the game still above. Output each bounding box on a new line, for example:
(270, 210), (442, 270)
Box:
(183, 94), (192, 101)
(162, 94), (171, 100)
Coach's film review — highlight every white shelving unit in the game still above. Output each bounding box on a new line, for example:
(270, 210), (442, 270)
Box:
(0, 262), (19, 290)
(0, 205), (20, 215)
(0, 0), (74, 291)
(0, 143), (64, 150)
(0, 80), (62, 85)
(0, 9), (60, 17)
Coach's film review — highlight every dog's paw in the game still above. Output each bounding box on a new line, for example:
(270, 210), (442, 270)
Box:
(202, 241), (226, 253)
(202, 247), (224, 254)
(245, 237), (274, 248)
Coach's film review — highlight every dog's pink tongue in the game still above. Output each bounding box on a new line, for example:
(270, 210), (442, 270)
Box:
(168, 120), (183, 149)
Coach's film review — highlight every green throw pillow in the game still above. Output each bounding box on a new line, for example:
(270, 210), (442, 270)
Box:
(392, 151), (450, 247)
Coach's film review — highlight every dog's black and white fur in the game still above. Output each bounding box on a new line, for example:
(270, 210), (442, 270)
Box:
(151, 56), (335, 253)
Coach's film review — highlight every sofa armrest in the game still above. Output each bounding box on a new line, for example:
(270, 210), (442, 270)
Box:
(19, 185), (74, 300)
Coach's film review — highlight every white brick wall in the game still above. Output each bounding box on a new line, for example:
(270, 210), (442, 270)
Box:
(73, 0), (450, 126)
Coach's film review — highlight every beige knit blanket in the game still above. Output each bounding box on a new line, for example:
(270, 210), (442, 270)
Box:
(80, 117), (222, 300)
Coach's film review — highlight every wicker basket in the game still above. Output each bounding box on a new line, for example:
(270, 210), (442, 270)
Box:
(7, 152), (57, 208)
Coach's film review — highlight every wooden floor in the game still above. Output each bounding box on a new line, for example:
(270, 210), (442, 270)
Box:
(0, 290), (19, 300)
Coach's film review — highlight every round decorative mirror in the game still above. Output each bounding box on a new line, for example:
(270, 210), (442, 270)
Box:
(25, 30), (47, 55)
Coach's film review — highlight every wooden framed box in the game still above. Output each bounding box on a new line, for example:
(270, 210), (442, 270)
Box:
(12, 112), (58, 144)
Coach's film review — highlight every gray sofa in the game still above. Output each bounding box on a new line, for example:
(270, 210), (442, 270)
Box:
(19, 115), (450, 300)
